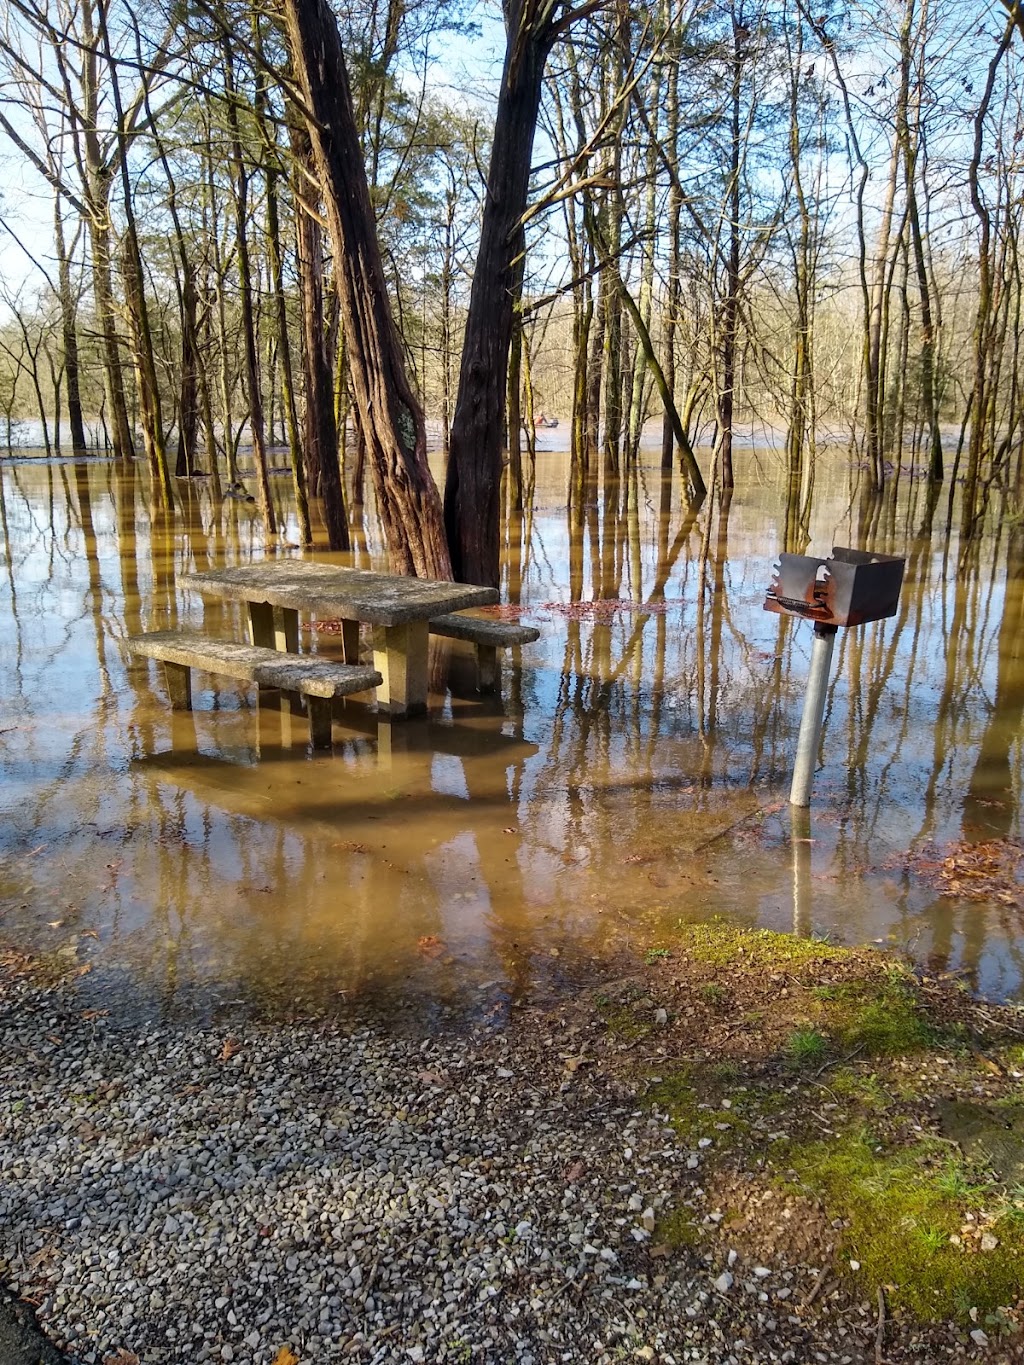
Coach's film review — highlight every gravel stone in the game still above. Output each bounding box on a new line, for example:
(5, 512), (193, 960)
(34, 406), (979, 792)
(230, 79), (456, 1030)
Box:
(0, 971), (1014, 1364)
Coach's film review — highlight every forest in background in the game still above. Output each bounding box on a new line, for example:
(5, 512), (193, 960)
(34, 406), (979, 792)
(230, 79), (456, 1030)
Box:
(0, 0), (1022, 578)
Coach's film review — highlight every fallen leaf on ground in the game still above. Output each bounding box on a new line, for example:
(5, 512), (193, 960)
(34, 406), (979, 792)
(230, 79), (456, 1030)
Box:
(103, 1350), (140, 1365)
(220, 1036), (242, 1061)
(272, 1347), (300, 1365)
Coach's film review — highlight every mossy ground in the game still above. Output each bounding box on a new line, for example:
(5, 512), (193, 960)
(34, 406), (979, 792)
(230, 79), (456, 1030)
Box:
(782, 1126), (1024, 1321)
(594, 922), (1024, 1335)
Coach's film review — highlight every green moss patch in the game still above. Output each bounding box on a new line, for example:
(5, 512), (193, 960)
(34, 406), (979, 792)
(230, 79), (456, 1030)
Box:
(675, 921), (849, 971)
(783, 1127), (1024, 1320)
(809, 968), (935, 1057)
(658, 1207), (704, 1249)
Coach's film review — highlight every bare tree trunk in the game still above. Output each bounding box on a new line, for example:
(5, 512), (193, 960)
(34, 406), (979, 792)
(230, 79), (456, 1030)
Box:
(962, 15), (1016, 543)
(80, 4), (134, 464)
(252, 20), (311, 545)
(98, 0), (171, 505)
(717, 4), (744, 495)
(282, 0), (450, 577)
(507, 275), (525, 516)
(53, 194), (87, 456)
(290, 117), (350, 551)
(223, 35), (276, 533)
(661, 10), (681, 473)
(174, 268), (200, 477)
(896, 0), (942, 483)
(443, 0), (561, 585)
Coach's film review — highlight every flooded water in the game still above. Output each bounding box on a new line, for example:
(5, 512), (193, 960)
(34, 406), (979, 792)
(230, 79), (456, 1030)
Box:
(1, 452), (1022, 1024)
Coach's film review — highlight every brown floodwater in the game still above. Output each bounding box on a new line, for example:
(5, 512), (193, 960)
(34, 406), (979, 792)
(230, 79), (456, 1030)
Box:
(1, 451), (1023, 1024)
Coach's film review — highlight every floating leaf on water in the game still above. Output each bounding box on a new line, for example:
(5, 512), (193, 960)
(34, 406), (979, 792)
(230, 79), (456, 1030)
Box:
(540, 598), (674, 620)
(896, 838), (1024, 906)
(475, 603), (536, 621)
(417, 935), (444, 958)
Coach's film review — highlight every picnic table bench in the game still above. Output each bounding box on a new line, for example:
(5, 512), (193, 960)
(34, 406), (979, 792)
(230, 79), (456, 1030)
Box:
(130, 562), (539, 748)
(128, 631), (382, 749)
(427, 614), (540, 690)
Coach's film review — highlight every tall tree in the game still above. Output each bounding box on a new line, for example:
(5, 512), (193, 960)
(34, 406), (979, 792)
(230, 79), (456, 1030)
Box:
(281, 0), (451, 577)
(444, 0), (599, 586)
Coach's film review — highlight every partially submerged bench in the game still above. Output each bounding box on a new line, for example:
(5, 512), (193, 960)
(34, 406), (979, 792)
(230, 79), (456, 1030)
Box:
(129, 631), (382, 749)
(427, 614), (540, 691)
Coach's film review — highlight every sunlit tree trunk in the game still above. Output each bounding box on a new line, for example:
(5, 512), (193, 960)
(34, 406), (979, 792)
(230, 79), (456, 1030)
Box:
(53, 194), (87, 457)
(896, 0), (942, 483)
(961, 15), (1015, 543)
(223, 35), (276, 534)
(101, 19), (170, 505)
(715, 3), (744, 495)
(289, 116), (349, 551)
(282, 0), (450, 576)
(444, 0), (562, 585)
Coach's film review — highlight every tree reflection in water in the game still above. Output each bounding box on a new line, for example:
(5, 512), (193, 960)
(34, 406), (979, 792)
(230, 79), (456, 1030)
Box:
(0, 451), (1022, 1020)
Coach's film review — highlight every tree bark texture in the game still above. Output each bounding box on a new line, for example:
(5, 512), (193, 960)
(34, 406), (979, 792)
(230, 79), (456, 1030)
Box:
(282, 0), (451, 579)
(223, 36), (276, 534)
(289, 116), (349, 551)
(53, 197), (88, 456)
(443, 0), (559, 586)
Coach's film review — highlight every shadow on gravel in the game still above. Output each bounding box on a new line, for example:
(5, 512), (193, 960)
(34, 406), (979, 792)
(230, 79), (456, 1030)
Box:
(0, 1285), (66, 1364)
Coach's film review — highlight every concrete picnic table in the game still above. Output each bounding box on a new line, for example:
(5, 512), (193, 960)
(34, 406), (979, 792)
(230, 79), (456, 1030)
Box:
(179, 562), (499, 717)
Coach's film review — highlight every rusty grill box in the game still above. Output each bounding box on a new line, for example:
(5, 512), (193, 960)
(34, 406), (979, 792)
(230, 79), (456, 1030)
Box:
(764, 546), (905, 628)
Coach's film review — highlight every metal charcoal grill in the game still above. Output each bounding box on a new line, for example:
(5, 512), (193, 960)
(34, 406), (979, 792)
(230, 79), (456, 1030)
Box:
(765, 546), (906, 805)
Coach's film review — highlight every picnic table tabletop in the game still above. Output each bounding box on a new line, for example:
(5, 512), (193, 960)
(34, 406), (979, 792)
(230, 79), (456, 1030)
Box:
(180, 562), (499, 627)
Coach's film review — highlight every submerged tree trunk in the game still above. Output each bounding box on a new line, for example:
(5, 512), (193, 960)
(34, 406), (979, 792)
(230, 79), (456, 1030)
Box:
(896, 0), (942, 484)
(716, 5), (744, 495)
(290, 115), (349, 552)
(223, 35), (276, 534)
(98, 0), (171, 505)
(443, 0), (561, 586)
(53, 195), (87, 457)
(282, 0), (450, 577)
(79, 5), (135, 464)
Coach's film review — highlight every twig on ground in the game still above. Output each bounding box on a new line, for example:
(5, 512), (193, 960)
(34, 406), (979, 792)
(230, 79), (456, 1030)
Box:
(802, 1265), (830, 1306)
(874, 1285), (887, 1364)
(812, 1042), (866, 1079)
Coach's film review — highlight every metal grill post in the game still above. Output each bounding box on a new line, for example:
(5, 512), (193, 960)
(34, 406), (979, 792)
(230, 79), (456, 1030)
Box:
(789, 623), (837, 808)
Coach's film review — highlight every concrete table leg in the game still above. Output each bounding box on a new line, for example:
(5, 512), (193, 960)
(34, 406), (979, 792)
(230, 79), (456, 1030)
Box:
(164, 662), (192, 710)
(372, 621), (429, 717)
(477, 645), (500, 693)
(247, 601), (299, 653)
(276, 607), (299, 653)
(307, 698), (334, 750)
(341, 619), (360, 664)
(247, 600), (275, 648)
(249, 601), (301, 708)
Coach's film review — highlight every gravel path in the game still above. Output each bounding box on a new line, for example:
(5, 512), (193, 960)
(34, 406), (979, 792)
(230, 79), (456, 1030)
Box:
(0, 971), (1005, 1365)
